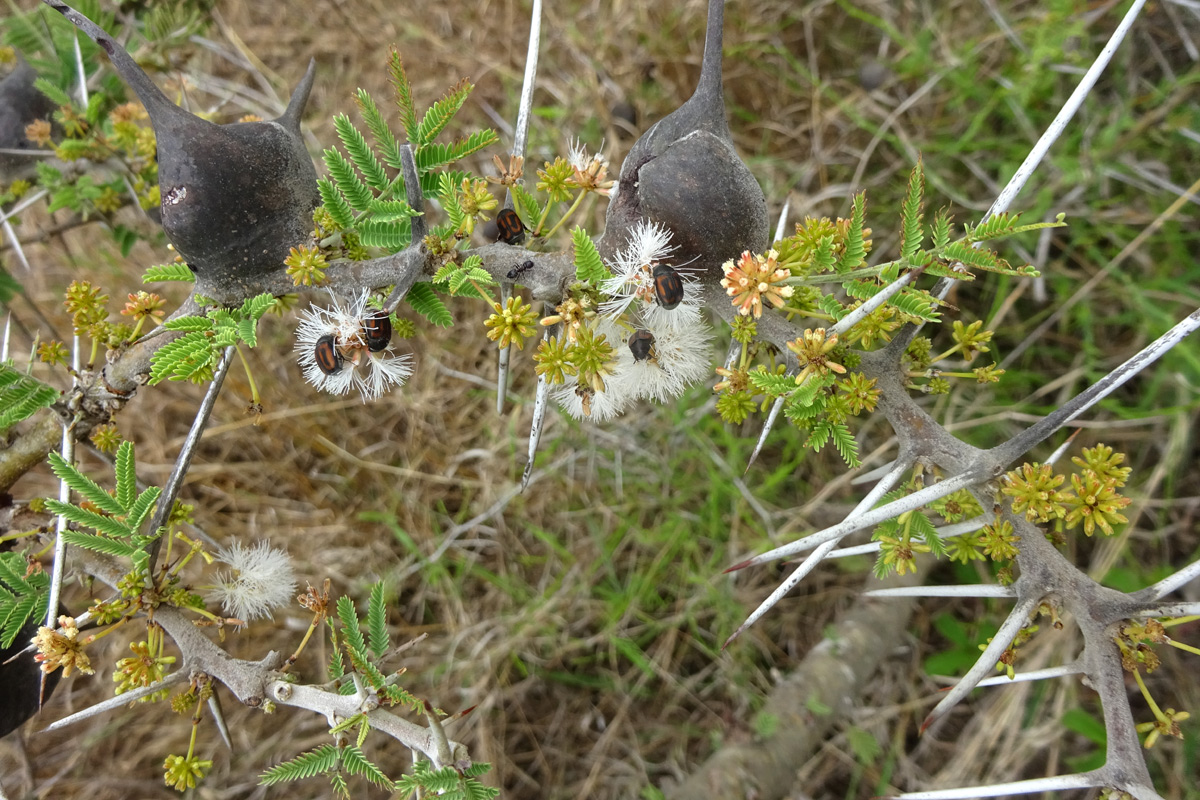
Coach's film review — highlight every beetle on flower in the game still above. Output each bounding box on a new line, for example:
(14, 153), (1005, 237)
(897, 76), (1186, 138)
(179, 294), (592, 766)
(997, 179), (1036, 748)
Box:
(294, 290), (413, 401)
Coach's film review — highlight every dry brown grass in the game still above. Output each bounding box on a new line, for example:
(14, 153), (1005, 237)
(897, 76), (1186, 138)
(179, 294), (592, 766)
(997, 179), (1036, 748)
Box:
(3, 0), (1199, 798)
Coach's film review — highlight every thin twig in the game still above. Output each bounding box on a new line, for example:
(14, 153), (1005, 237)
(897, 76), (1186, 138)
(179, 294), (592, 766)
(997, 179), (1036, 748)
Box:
(143, 346), (235, 573)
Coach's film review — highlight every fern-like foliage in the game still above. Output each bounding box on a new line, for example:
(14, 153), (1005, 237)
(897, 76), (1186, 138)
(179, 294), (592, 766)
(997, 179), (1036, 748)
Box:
(747, 369), (797, 398)
(366, 583), (388, 659)
(433, 256), (495, 300)
(332, 583), (422, 714)
(835, 192), (867, 273)
(141, 263), (195, 284)
(726, 157), (1065, 441)
(0, 551), (50, 648)
(898, 158), (925, 265)
(394, 760), (499, 800)
(404, 283), (453, 327)
(259, 744), (342, 784)
(318, 51), (499, 325)
(319, 54), (497, 254)
(149, 294), (276, 384)
(0, 363), (59, 434)
(44, 441), (161, 571)
(261, 583), (470, 796)
(571, 227), (609, 283)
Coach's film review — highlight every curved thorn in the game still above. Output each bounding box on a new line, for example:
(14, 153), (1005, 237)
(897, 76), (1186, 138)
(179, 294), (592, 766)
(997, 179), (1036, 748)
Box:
(277, 58), (316, 132)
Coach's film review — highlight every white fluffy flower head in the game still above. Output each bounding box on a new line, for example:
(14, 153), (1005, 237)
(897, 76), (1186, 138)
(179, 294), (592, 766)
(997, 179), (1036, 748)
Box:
(555, 316), (715, 420)
(618, 318), (715, 403)
(295, 289), (413, 401)
(208, 539), (297, 624)
(553, 320), (635, 422)
(600, 219), (702, 329)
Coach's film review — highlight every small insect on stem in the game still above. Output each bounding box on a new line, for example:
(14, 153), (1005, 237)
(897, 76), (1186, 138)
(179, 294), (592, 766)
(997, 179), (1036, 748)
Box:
(362, 311), (392, 352)
(314, 334), (344, 375)
(507, 260), (534, 280)
(628, 329), (656, 362)
(652, 264), (684, 310)
(496, 208), (526, 245)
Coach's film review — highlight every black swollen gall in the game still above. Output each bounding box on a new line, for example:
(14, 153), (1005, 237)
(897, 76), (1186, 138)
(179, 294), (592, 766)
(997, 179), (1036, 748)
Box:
(597, 0), (768, 284)
(41, 0), (320, 298)
(0, 55), (56, 180)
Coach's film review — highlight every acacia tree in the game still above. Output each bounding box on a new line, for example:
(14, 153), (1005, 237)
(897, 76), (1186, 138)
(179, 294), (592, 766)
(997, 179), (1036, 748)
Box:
(0, 0), (1196, 797)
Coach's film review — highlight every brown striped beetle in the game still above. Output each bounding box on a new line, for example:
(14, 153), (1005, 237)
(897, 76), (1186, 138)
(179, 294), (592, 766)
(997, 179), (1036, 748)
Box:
(628, 329), (655, 362)
(651, 264), (684, 310)
(314, 334), (344, 375)
(496, 208), (526, 245)
(507, 260), (534, 280)
(362, 311), (392, 352)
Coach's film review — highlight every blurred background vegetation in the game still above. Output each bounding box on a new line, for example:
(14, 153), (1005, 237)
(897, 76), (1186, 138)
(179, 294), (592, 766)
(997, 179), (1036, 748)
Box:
(1, 0), (1198, 797)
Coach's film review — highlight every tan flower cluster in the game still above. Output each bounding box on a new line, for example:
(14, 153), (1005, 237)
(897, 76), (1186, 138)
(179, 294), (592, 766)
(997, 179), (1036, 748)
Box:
(32, 615), (94, 677)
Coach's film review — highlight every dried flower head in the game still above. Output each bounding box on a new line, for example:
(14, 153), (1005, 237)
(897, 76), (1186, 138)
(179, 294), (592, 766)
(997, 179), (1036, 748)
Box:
(565, 138), (615, 196)
(540, 295), (596, 342)
(207, 540), (298, 623)
(32, 615), (94, 677)
(294, 290), (414, 401)
(720, 249), (794, 318)
(488, 153), (525, 187)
